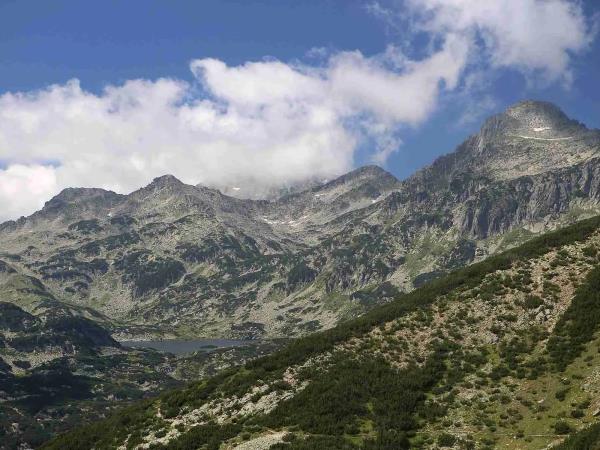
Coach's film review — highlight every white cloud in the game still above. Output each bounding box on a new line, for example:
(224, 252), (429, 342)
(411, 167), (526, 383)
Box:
(0, 0), (594, 222)
(0, 164), (57, 221)
(0, 38), (467, 221)
(328, 35), (468, 125)
(407, 0), (593, 83)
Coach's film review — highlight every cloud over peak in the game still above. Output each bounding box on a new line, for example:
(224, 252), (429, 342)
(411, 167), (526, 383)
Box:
(0, 37), (469, 221)
(0, 0), (594, 221)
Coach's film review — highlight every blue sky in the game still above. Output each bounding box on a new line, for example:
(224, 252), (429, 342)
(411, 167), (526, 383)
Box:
(0, 0), (599, 220)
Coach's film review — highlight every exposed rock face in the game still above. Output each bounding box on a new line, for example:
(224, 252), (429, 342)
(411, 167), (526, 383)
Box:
(41, 215), (600, 450)
(1, 100), (599, 339)
(0, 301), (118, 355)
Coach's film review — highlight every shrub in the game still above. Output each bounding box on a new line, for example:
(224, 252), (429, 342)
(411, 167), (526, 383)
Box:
(554, 421), (573, 435)
(524, 295), (543, 309)
(570, 409), (584, 418)
(555, 388), (569, 401)
(437, 433), (456, 447)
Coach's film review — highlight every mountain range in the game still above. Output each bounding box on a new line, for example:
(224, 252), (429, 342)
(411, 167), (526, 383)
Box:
(2, 100), (600, 448)
(1, 100), (599, 341)
(43, 207), (600, 449)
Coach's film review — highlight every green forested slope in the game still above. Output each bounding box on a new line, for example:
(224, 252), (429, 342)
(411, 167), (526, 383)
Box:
(43, 215), (600, 450)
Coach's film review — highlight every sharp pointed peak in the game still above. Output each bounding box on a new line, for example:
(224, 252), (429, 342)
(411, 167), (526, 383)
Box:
(350, 165), (391, 176)
(148, 174), (185, 187)
(320, 165), (397, 187)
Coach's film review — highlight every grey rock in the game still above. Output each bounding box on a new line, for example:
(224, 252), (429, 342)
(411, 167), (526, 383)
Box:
(1, 100), (599, 339)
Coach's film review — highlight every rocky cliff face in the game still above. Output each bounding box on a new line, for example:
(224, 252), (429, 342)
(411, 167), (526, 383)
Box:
(1, 100), (599, 339)
(41, 215), (600, 450)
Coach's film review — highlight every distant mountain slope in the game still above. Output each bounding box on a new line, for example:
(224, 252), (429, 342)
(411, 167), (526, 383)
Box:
(0, 261), (283, 449)
(41, 215), (600, 449)
(1, 100), (599, 339)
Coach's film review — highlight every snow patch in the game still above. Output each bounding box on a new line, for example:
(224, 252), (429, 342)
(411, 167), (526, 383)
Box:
(262, 215), (309, 227)
(262, 217), (281, 225)
(514, 135), (573, 141)
(533, 127), (551, 132)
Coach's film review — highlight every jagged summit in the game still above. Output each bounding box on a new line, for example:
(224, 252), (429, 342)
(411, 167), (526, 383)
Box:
(405, 100), (600, 194)
(478, 100), (584, 143)
(137, 175), (199, 197)
(50, 187), (119, 202)
(148, 174), (185, 187)
(321, 165), (396, 187)
(505, 100), (571, 124)
(35, 187), (125, 223)
(462, 100), (598, 181)
(303, 165), (399, 202)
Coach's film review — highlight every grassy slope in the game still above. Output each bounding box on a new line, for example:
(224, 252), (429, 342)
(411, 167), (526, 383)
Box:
(42, 215), (600, 450)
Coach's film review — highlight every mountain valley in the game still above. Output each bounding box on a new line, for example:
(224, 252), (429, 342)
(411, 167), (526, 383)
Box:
(2, 100), (600, 448)
(1, 101), (599, 341)
(41, 213), (600, 449)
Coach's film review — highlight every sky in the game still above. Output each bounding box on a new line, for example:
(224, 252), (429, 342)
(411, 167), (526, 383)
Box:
(0, 0), (599, 221)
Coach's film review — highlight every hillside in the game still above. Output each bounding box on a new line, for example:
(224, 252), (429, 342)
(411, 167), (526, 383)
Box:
(42, 215), (600, 449)
(1, 101), (600, 340)
(0, 286), (284, 450)
(0, 257), (285, 449)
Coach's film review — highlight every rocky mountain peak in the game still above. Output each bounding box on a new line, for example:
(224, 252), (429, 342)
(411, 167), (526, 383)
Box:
(504, 100), (571, 126)
(128, 174), (197, 203)
(477, 100), (584, 145)
(325, 165), (396, 186)
(146, 174), (186, 191)
(51, 187), (114, 202)
(307, 165), (399, 204)
(123, 174), (230, 220)
(33, 187), (125, 224)
(406, 100), (599, 193)
(457, 100), (599, 182)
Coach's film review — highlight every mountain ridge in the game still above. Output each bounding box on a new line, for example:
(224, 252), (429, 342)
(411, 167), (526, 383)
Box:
(1, 100), (599, 342)
(40, 214), (600, 450)
(3, 99), (600, 448)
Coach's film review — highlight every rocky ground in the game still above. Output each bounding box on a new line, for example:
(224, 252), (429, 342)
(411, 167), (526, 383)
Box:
(40, 215), (600, 449)
(3, 100), (600, 448)
(1, 101), (600, 342)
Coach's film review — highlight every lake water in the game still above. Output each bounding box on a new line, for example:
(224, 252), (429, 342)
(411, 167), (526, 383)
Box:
(120, 338), (253, 355)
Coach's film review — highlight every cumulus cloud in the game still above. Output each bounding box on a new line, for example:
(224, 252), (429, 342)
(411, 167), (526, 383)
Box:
(406, 0), (593, 83)
(0, 0), (594, 221)
(0, 164), (57, 221)
(0, 38), (468, 221)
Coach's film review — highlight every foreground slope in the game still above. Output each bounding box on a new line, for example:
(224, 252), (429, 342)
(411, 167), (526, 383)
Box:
(1, 101), (600, 339)
(43, 215), (600, 449)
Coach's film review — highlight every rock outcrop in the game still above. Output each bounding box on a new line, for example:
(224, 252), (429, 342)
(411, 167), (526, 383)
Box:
(1, 100), (599, 338)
